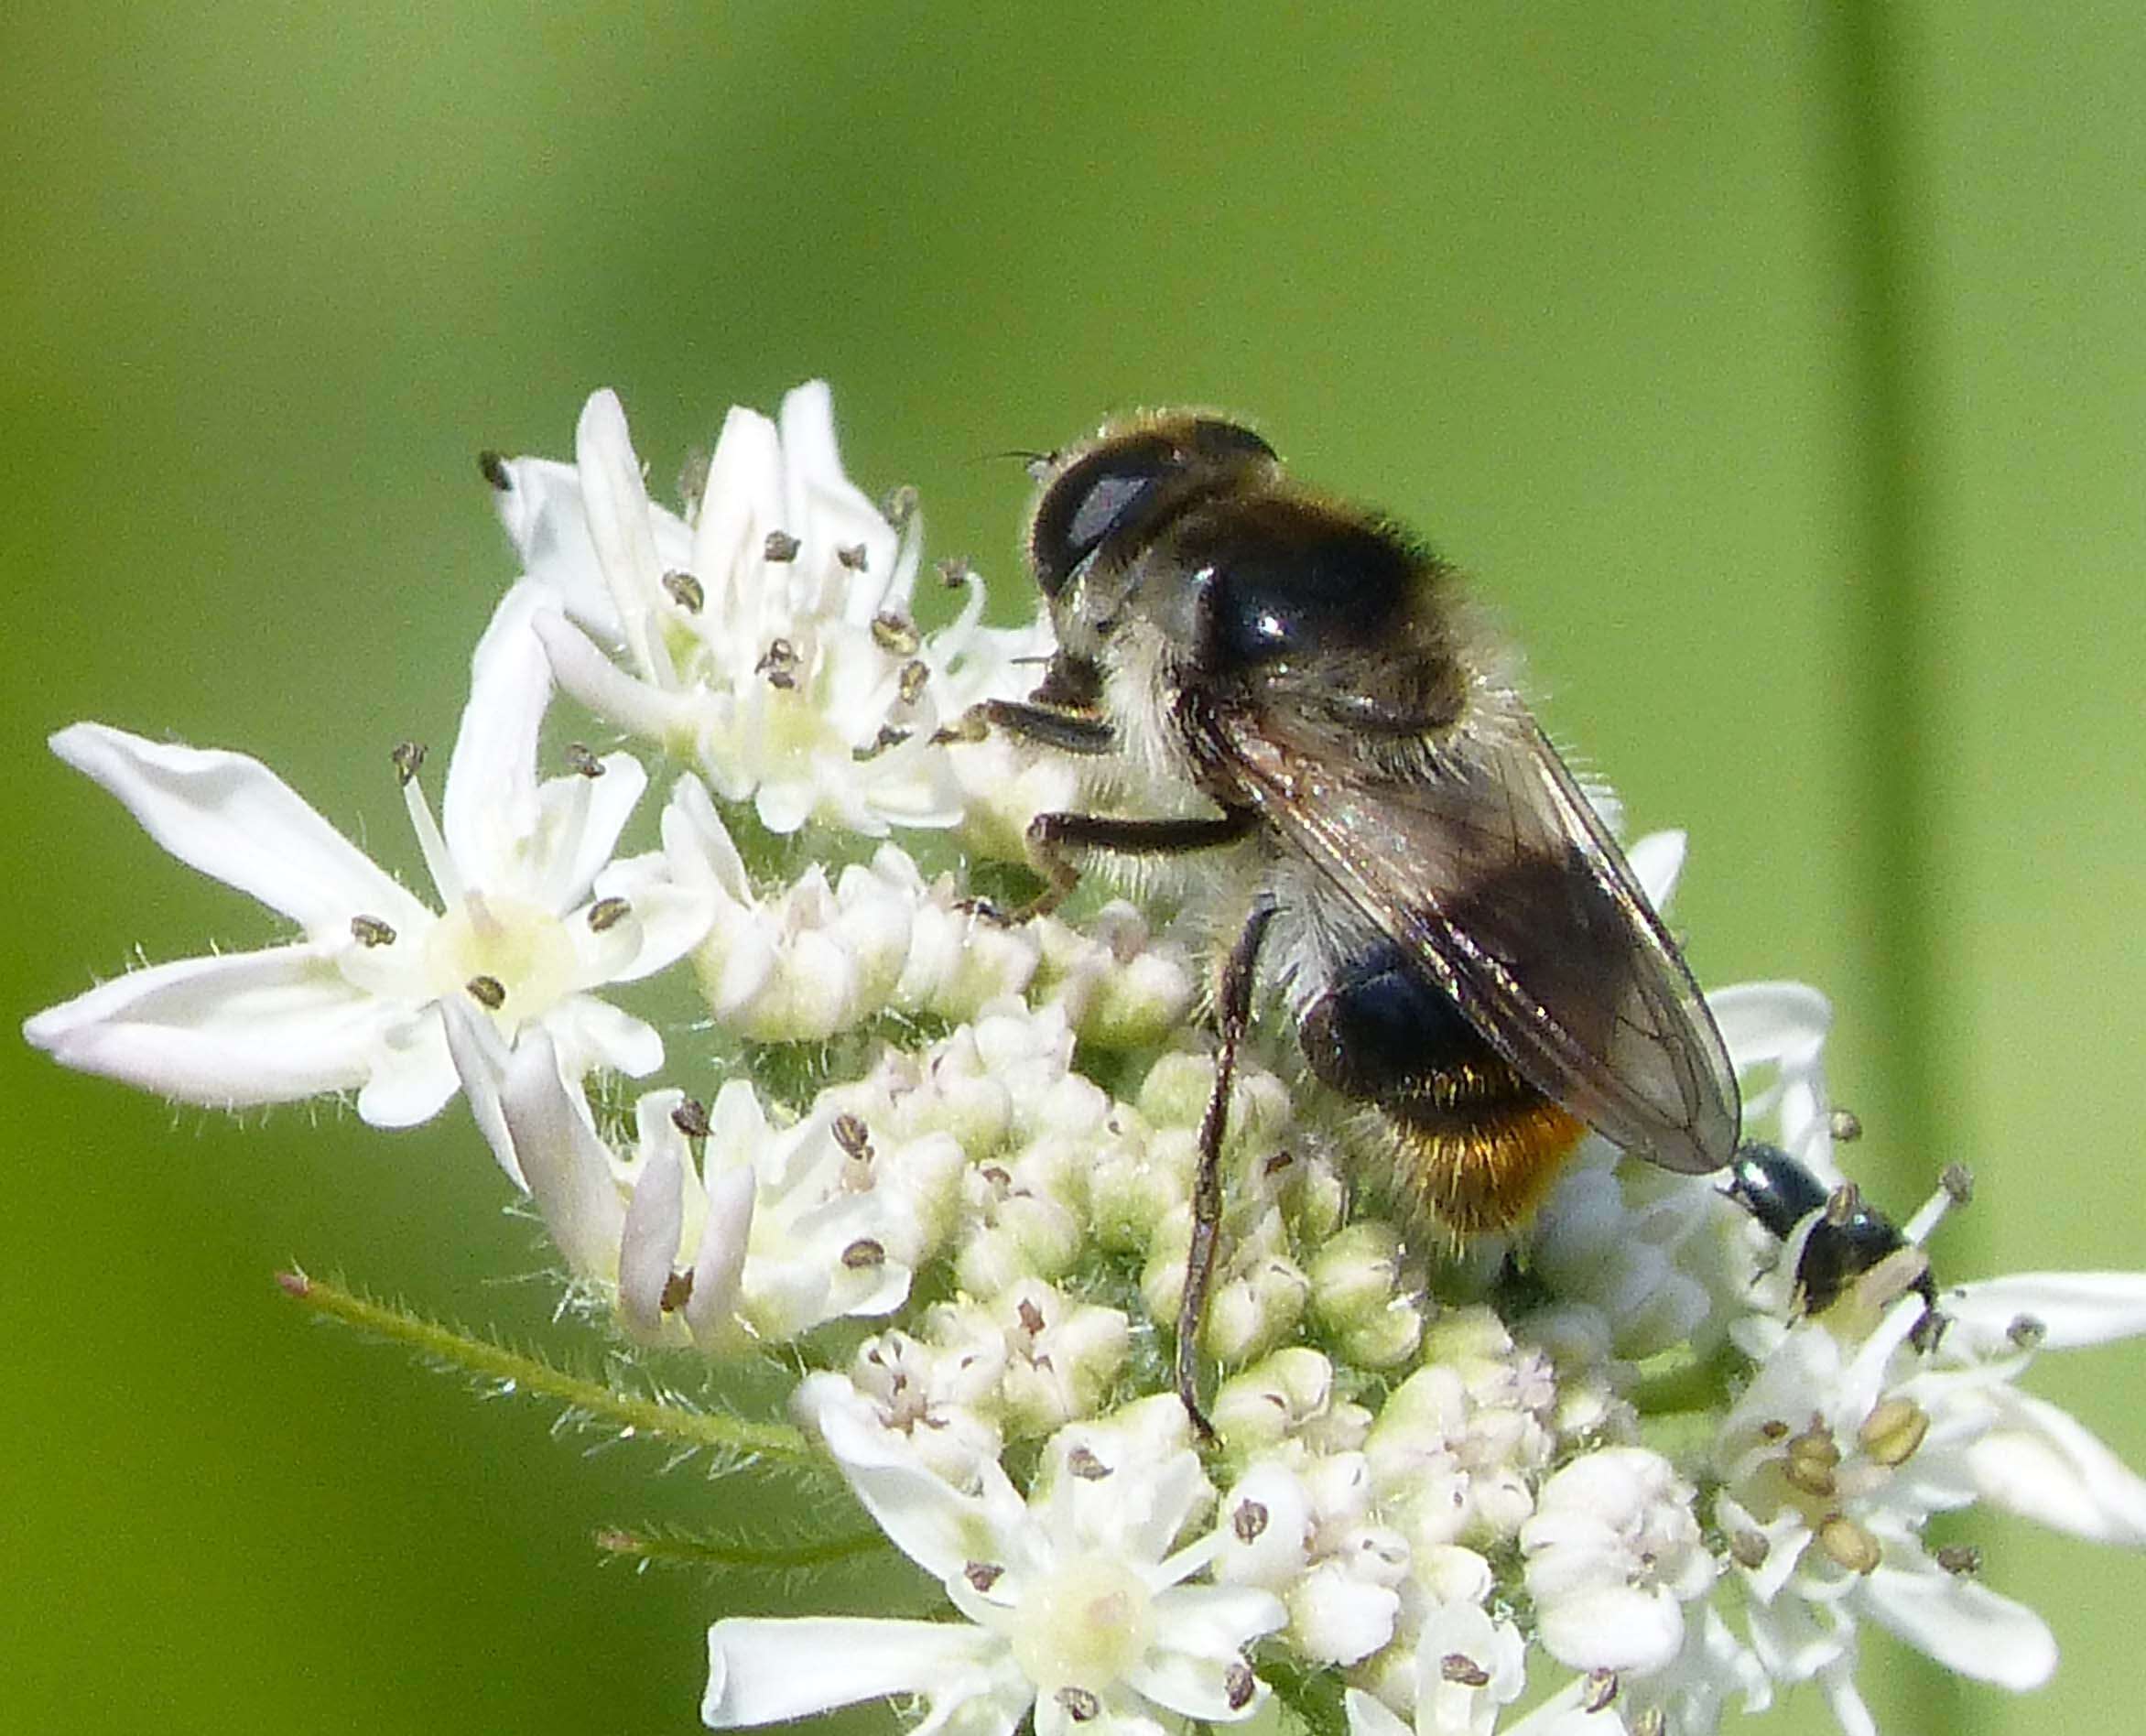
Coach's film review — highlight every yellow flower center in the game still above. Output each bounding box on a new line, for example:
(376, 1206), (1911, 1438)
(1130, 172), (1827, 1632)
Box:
(424, 890), (578, 1029)
(1009, 1551), (1154, 1694)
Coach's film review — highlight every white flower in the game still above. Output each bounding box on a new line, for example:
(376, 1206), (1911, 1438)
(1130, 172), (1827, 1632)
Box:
(521, 382), (1056, 840)
(705, 1378), (1286, 1736)
(1344, 1600), (1526, 1736)
(843, 1330), (1010, 1486)
(25, 588), (711, 1173)
(663, 775), (1041, 1039)
(1715, 1261), (2146, 1735)
(939, 1278), (1133, 1437)
(1366, 1313), (1561, 1556)
(1520, 1446), (1714, 1675)
(1214, 1453), (1406, 1666)
(1704, 993), (2146, 1736)
(1031, 904), (1199, 1049)
(453, 1014), (959, 1347)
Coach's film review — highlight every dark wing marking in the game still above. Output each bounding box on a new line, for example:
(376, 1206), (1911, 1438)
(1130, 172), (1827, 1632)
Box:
(1205, 695), (1739, 1173)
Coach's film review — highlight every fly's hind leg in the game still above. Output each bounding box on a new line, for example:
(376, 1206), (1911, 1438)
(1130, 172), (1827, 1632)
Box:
(1177, 899), (1275, 1440)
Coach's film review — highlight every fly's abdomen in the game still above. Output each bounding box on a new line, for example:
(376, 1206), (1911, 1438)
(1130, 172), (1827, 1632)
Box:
(1299, 940), (1584, 1233)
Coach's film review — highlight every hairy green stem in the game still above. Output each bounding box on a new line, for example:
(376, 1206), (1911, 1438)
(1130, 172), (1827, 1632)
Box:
(595, 1524), (890, 1572)
(276, 1269), (812, 1462)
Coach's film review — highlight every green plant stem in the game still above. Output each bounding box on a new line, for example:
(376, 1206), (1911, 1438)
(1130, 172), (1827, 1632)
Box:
(276, 1269), (812, 1462)
(595, 1524), (889, 1573)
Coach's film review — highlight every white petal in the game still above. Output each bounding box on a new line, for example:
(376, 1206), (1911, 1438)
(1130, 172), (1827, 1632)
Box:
(1501, 1680), (1630, 1736)
(685, 1163), (755, 1346)
(587, 872), (717, 985)
(350, 1014), (461, 1129)
(1342, 1688), (1411, 1736)
(536, 609), (698, 742)
(618, 1150), (684, 1336)
(1283, 1560), (1396, 1665)
(26, 946), (395, 1109)
(1817, 1657), (1878, 1736)
(801, 1378), (1019, 1579)
(1146, 1583), (1288, 1660)
(1707, 981), (1831, 1070)
(1125, 1620), (1274, 1720)
(1214, 1466), (1312, 1587)
(1625, 829), (1686, 911)
(691, 405), (784, 602)
(1859, 1561), (2056, 1689)
(1114, 1448), (1214, 1568)
(664, 773), (752, 901)
(754, 775), (818, 837)
(546, 994), (663, 1079)
(1535, 1584), (1685, 1675)
(1965, 1386), (2146, 1546)
(535, 753), (648, 912)
(442, 583), (551, 884)
(486, 452), (623, 637)
(497, 1026), (626, 1275)
(576, 388), (673, 687)
(703, 1616), (1008, 1729)
(49, 723), (428, 936)
(1948, 1272), (2146, 1350)
(439, 996), (524, 1187)
(776, 380), (897, 615)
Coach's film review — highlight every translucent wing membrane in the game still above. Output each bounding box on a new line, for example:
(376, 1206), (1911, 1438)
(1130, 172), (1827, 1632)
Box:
(1204, 695), (1738, 1174)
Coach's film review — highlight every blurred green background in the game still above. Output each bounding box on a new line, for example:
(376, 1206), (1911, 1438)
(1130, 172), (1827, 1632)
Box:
(5, 4), (2142, 1731)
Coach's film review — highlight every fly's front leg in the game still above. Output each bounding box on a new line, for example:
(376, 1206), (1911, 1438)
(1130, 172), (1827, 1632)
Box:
(1023, 808), (1257, 919)
(1177, 899), (1275, 1441)
(961, 693), (1255, 914)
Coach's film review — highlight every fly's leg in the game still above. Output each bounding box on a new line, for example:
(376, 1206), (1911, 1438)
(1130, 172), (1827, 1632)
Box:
(1177, 900), (1275, 1440)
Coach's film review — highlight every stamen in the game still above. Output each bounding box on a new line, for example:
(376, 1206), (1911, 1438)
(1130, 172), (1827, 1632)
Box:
(1064, 1446), (1111, 1481)
(872, 612), (920, 656)
(397, 749), (463, 906)
(1816, 1513), (1881, 1575)
(1902, 1162), (1975, 1245)
(1859, 1397), (1930, 1467)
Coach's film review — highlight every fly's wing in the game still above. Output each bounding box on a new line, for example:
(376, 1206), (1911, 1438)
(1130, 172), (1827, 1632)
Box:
(1209, 697), (1739, 1174)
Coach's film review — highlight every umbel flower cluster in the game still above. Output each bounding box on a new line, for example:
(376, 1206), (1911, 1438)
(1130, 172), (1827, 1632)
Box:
(26, 384), (2146, 1736)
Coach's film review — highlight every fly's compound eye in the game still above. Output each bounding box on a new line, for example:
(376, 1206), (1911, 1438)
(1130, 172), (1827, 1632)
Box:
(1028, 431), (1182, 600)
(1027, 418), (1275, 601)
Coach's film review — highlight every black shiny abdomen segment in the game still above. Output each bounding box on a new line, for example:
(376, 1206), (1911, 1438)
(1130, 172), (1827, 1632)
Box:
(1729, 1141), (1931, 1316)
(1301, 939), (1530, 1130)
(1183, 497), (1424, 673)
(1727, 1142), (1831, 1241)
